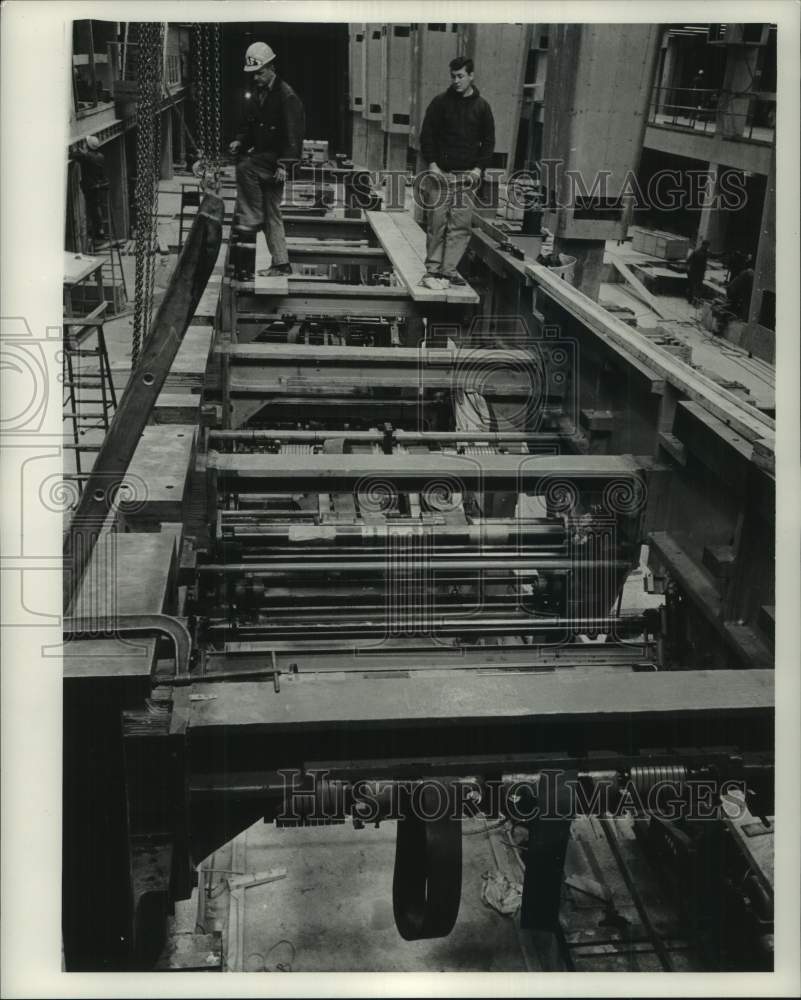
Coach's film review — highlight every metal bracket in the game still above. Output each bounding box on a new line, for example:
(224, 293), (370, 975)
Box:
(63, 613), (192, 678)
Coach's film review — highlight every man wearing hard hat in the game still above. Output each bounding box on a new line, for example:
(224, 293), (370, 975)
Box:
(229, 42), (305, 276)
(68, 134), (108, 245)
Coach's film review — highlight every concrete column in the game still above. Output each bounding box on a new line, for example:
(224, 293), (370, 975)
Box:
(657, 37), (679, 112)
(695, 163), (727, 254)
(718, 45), (760, 139)
(385, 132), (407, 173)
(554, 238), (606, 301)
(747, 145), (775, 336)
(351, 113), (368, 167)
(365, 119), (384, 172)
(159, 108), (174, 180)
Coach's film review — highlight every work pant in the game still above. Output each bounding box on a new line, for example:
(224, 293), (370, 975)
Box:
(423, 172), (477, 276)
(686, 272), (704, 302)
(235, 156), (289, 266)
(82, 184), (107, 240)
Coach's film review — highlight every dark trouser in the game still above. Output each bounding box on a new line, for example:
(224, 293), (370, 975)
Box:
(686, 273), (704, 302)
(235, 156), (288, 266)
(82, 185), (106, 240)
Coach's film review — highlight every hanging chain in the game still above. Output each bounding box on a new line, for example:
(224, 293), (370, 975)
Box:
(132, 21), (165, 368)
(194, 23), (207, 168)
(191, 22), (222, 192)
(212, 24), (222, 176)
(145, 22), (165, 341)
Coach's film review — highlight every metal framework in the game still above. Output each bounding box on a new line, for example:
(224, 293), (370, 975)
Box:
(62, 189), (775, 972)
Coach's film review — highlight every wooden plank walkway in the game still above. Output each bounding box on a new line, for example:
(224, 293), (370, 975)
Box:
(367, 210), (479, 305)
(253, 232), (289, 295)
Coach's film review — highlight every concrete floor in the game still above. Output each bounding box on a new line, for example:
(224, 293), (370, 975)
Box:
(171, 812), (696, 972)
(182, 818), (531, 972)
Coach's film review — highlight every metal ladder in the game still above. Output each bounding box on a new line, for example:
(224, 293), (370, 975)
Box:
(62, 314), (118, 493)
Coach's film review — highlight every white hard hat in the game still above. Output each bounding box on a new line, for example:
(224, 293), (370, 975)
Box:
(86, 135), (100, 150)
(244, 41), (276, 72)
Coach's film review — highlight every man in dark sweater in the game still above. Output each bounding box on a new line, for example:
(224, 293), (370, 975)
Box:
(419, 56), (495, 288)
(229, 42), (305, 276)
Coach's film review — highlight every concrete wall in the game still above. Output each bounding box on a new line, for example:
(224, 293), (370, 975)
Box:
(643, 122), (773, 176)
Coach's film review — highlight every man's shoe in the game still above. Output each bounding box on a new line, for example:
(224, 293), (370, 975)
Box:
(443, 271), (467, 286)
(420, 273), (446, 290)
(266, 262), (292, 276)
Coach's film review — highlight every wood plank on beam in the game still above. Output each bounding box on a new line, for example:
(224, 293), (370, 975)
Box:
(367, 210), (479, 305)
(528, 261), (775, 453)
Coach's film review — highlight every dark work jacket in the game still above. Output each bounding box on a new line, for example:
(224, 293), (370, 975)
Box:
(420, 85), (495, 172)
(70, 148), (106, 190)
(686, 247), (709, 278)
(234, 76), (305, 166)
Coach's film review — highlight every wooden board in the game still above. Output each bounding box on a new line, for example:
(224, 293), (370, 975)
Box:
(367, 210), (479, 305)
(609, 257), (672, 321)
(63, 251), (104, 286)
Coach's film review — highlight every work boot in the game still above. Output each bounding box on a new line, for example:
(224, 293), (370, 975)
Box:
(419, 273), (447, 290)
(266, 262), (292, 276)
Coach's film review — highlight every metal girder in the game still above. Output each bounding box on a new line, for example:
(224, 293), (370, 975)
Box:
(63, 615), (192, 678)
(183, 668), (773, 741)
(63, 192), (224, 612)
(288, 245), (389, 265)
(282, 216), (374, 241)
(218, 342), (536, 394)
(235, 292), (423, 319)
(207, 450), (646, 494)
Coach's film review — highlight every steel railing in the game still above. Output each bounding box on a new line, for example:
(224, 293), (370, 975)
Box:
(648, 85), (775, 142)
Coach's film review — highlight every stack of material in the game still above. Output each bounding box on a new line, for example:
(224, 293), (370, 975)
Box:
(629, 227), (690, 261)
